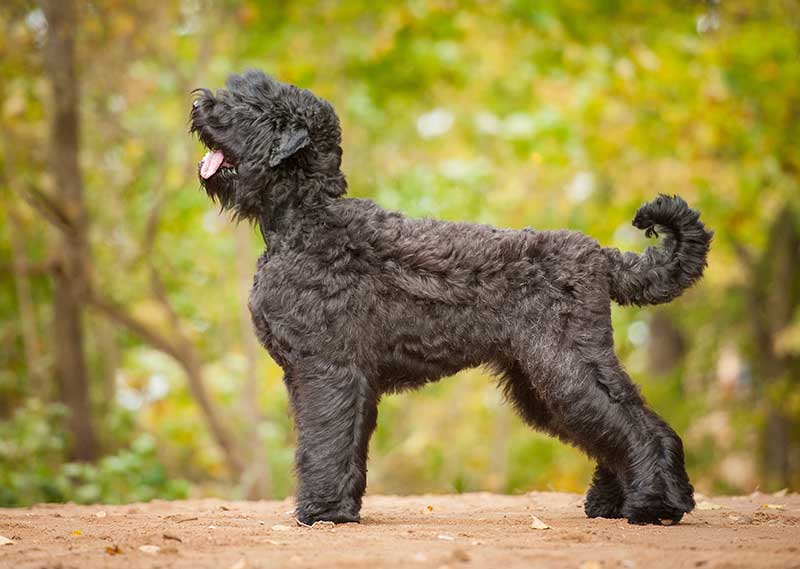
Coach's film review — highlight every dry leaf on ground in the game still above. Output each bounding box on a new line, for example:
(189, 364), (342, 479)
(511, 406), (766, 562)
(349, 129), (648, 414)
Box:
(310, 521), (335, 530)
(530, 516), (551, 530)
(696, 501), (724, 510)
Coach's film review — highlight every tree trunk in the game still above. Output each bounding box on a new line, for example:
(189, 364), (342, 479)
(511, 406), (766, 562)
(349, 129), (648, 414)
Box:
(746, 205), (800, 489)
(647, 312), (686, 377)
(42, 0), (98, 461)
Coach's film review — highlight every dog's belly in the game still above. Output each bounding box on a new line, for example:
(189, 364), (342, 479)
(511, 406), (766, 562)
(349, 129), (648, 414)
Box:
(379, 335), (482, 392)
(375, 298), (506, 392)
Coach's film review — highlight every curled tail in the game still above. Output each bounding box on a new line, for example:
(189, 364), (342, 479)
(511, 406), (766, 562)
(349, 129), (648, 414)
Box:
(604, 195), (713, 306)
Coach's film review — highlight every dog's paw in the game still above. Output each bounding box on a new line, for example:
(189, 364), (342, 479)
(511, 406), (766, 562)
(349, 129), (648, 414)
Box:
(621, 490), (694, 526)
(294, 504), (361, 526)
(584, 493), (624, 519)
(584, 466), (625, 519)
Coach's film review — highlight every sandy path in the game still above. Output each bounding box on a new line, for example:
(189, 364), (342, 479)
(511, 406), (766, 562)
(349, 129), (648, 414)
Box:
(1, 492), (798, 568)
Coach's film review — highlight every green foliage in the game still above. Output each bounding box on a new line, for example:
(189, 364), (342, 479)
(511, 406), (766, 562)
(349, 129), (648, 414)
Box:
(0, 401), (70, 505)
(0, 400), (188, 506)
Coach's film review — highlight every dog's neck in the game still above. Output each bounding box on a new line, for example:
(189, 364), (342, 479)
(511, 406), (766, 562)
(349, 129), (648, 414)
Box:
(258, 169), (347, 246)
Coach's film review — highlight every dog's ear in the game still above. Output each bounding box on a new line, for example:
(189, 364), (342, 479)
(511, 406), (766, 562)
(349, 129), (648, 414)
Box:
(269, 125), (310, 167)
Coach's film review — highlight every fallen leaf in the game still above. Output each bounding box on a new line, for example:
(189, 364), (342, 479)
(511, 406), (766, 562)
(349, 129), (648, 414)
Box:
(162, 533), (182, 542)
(696, 501), (724, 510)
(530, 516), (551, 530)
(71, 530), (83, 536)
(437, 533), (455, 541)
(220, 505), (232, 511)
(427, 505), (434, 512)
(0, 536), (14, 546)
(95, 511), (107, 518)
(763, 504), (785, 510)
(105, 545), (122, 556)
(230, 558), (246, 569)
(271, 524), (292, 531)
(139, 545), (161, 555)
(310, 520), (335, 530)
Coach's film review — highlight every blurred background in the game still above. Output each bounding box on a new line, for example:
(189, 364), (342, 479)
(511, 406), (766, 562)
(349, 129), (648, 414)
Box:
(1, 0), (799, 507)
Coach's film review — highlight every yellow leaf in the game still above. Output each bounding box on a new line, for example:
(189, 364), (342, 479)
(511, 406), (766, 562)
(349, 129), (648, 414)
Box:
(105, 545), (122, 555)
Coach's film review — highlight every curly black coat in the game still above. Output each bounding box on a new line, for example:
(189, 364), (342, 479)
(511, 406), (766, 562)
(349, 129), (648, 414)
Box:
(190, 70), (713, 526)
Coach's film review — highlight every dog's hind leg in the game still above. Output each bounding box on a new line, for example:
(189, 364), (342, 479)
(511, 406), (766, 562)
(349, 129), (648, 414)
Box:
(506, 353), (694, 525)
(500, 362), (625, 519)
(584, 464), (625, 519)
(286, 361), (379, 525)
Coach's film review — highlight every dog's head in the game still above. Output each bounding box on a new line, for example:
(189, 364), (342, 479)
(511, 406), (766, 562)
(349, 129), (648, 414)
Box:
(190, 70), (345, 222)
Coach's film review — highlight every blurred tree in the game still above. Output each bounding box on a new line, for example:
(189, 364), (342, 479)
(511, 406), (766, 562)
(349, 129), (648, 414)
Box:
(41, 0), (97, 462)
(734, 206), (800, 488)
(34, 0), (247, 478)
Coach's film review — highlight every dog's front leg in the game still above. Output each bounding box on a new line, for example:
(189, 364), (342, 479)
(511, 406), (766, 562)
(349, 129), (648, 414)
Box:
(287, 361), (379, 525)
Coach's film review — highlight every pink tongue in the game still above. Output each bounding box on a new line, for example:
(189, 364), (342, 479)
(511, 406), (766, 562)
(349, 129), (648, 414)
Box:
(200, 150), (225, 179)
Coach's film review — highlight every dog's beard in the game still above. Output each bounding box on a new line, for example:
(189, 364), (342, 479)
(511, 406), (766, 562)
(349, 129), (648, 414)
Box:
(198, 165), (239, 210)
(195, 139), (239, 208)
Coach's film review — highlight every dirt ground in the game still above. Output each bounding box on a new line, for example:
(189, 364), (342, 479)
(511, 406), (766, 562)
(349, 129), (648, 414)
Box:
(1, 492), (799, 569)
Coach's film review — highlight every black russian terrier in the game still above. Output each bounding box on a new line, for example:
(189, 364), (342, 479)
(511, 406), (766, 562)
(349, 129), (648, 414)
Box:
(190, 70), (712, 526)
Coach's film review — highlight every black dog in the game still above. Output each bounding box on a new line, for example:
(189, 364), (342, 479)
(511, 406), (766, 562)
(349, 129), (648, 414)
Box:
(191, 70), (712, 526)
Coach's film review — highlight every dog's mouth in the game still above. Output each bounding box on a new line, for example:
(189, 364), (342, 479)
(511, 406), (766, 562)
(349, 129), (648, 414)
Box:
(199, 149), (236, 179)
